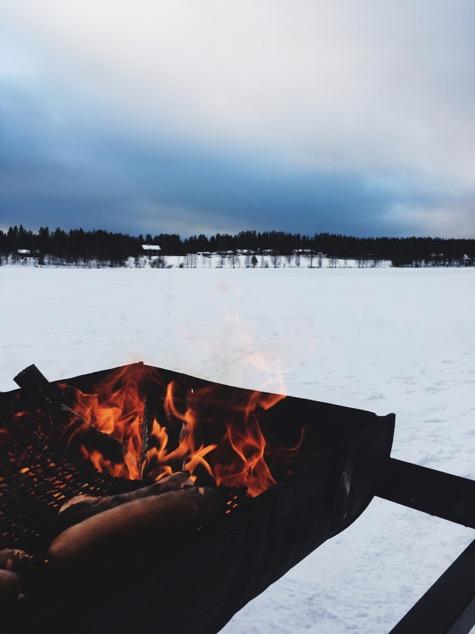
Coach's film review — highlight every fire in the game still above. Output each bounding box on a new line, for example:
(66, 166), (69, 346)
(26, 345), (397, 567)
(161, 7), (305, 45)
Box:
(60, 364), (157, 480)
(60, 364), (302, 497)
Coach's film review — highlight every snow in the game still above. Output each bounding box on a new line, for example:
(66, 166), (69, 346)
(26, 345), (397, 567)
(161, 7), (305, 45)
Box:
(1, 265), (474, 632)
(4, 252), (392, 268)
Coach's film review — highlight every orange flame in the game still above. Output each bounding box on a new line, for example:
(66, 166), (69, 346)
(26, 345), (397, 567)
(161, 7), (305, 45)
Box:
(61, 364), (302, 497)
(60, 365), (154, 480)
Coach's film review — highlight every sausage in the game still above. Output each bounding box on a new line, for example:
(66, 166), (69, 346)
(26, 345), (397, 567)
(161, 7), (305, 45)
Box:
(0, 548), (34, 606)
(0, 570), (21, 607)
(49, 486), (221, 568)
(58, 471), (195, 527)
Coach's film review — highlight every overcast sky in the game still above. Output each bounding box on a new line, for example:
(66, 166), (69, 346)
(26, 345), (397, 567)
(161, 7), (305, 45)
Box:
(1, 0), (474, 237)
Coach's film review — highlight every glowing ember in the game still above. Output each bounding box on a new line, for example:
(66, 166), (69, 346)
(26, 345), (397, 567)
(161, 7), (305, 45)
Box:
(59, 364), (302, 497)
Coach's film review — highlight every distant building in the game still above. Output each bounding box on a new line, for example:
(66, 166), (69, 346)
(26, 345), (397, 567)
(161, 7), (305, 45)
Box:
(141, 244), (161, 252)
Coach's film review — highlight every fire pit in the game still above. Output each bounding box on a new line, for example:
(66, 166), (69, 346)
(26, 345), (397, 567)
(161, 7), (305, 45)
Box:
(0, 363), (473, 634)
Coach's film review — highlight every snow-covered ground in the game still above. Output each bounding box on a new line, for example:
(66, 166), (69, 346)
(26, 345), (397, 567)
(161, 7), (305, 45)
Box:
(3, 252), (393, 269)
(1, 266), (474, 632)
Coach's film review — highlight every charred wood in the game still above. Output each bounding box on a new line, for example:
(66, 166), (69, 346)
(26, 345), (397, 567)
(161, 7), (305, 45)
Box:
(13, 364), (125, 464)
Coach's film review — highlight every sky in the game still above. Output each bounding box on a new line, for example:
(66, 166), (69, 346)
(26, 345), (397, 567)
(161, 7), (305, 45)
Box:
(1, 0), (474, 237)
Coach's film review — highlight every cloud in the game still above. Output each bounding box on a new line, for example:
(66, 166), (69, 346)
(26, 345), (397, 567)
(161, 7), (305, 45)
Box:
(1, 1), (474, 236)
(386, 201), (475, 238)
(1, 85), (404, 236)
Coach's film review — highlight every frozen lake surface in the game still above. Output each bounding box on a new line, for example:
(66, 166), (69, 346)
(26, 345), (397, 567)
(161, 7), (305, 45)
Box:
(1, 266), (474, 632)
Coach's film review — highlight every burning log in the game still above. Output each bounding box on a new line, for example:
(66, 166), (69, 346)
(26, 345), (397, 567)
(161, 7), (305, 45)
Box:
(13, 364), (125, 464)
(58, 471), (195, 527)
(48, 486), (222, 568)
(13, 363), (295, 493)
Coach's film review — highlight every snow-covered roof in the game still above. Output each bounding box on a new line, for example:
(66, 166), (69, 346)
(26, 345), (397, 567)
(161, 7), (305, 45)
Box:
(141, 244), (161, 251)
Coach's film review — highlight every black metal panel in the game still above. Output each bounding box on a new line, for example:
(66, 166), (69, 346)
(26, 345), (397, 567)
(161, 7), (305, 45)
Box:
(390, 539), (475, 634)
(378, 459), (475, 633)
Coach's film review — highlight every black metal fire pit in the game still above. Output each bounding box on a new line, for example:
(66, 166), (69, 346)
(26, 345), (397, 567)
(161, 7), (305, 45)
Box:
(0, 363), (473, 634)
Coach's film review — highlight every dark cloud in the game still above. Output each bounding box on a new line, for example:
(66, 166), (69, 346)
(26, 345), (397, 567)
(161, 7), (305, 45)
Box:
(3, 77), (460, 237)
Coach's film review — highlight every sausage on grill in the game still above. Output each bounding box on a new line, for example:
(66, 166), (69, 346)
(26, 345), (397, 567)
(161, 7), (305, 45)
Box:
(49, 486), (221, 568)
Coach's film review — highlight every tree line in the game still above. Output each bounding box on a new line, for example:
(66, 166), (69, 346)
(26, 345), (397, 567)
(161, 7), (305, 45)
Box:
(1, 225), (474, 266)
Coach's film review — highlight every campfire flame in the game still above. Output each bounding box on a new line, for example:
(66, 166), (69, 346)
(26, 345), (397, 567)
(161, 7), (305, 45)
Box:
(59, 364), (302, 497)
(61, 364), (153, 481)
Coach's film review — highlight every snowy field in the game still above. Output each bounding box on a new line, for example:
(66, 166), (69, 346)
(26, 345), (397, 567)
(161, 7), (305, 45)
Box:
(1, 266), (474, 632)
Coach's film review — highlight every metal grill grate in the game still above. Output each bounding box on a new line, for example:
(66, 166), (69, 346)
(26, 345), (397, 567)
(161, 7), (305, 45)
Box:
(0, 420), (140, 557)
